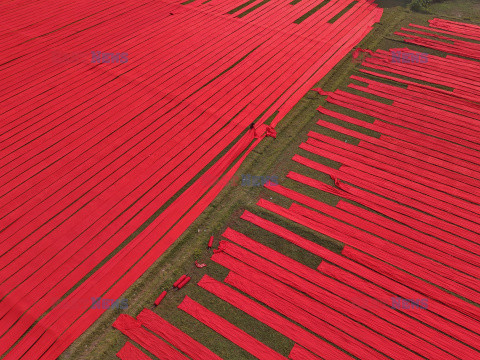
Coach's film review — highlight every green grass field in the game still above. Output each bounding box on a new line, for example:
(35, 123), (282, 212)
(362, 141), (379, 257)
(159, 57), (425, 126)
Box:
(58, 1), (480, 359)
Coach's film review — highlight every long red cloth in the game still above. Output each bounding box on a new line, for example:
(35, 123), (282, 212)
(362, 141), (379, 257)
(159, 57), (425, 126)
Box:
(178, 296), (287, 360)
(112, 314), (190, 360)
(197, 275), (351, 360)
(137, 309), (222, 360)
(116, 342), (153, 360)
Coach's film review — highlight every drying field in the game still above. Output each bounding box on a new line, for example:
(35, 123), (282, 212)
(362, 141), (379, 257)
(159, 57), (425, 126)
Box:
(1, 0), (480, 359)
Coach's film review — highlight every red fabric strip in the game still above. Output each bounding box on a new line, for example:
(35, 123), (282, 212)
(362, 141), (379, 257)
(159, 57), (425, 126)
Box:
(137, 309), (222, 360)
(112, 314), (190, 360)
(217, 237), (456, 359)
(288, 345), (323, 360)
(240, 210), (480, 349)
(116, 342), (152, 360)
(178, 296), (287, 360)
(197, 275), (351, 360)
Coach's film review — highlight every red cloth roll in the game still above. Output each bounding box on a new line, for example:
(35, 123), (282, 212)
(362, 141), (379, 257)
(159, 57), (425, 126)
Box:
(173, 275), (187, 288)
(154, 291), (167, 306)
(177, 276), (191, 289)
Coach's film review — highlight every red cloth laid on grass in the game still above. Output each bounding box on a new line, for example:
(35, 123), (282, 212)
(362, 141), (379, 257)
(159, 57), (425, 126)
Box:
(178, 296), (287, 360)
(137, 309), (223, 360)
(117, 342), (153, 360)
(113, 314), (190, 360)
